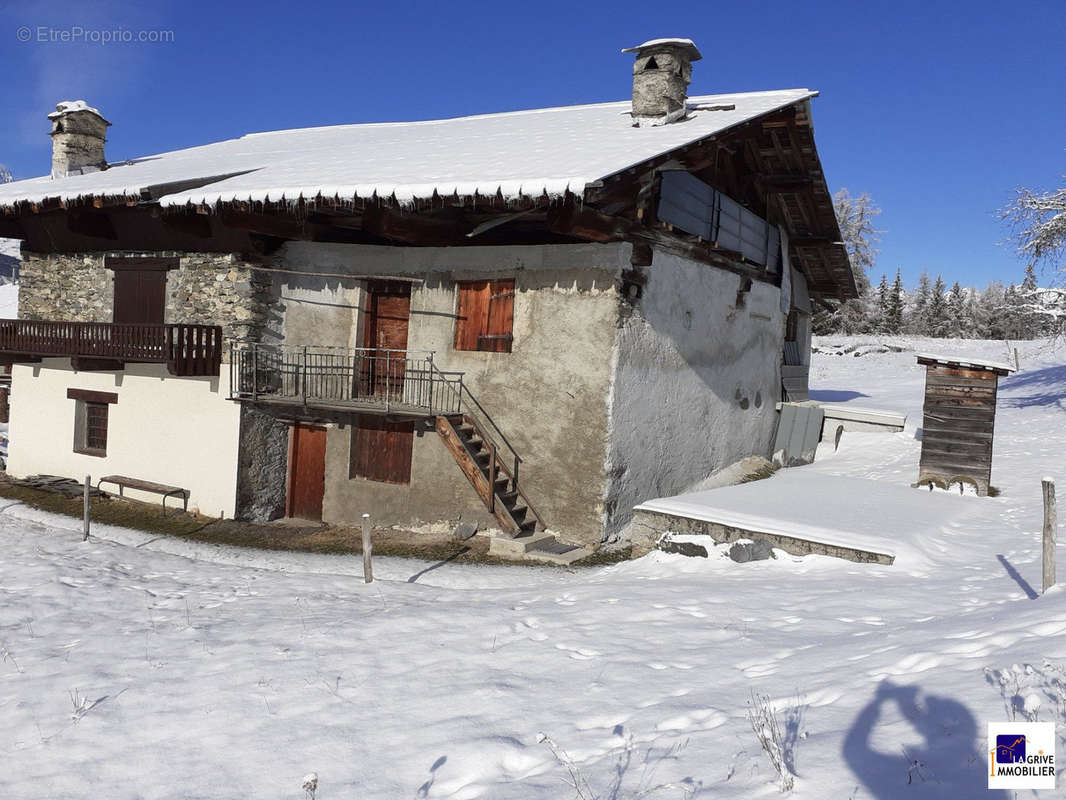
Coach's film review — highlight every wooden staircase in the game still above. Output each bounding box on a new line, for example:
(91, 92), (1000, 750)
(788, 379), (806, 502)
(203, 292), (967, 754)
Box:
(436, 414), (545, 540)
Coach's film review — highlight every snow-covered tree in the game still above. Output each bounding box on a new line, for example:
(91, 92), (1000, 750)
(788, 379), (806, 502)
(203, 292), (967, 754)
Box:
(906, 272), (932, 334)
(948, 281), (969, 337)
(886, 269), (904, 334)
(928, 276), (949, 337)
(0, 165), (12, 184)
(1003, 176), (1066, 276)
(874, 274), (889, 333)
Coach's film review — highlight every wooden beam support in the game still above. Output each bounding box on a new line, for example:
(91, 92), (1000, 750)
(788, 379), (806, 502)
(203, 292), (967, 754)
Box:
(546, 203), (631, 242)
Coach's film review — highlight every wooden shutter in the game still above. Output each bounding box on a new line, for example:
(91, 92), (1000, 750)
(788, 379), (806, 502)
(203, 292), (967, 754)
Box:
(113, 269), (167, 324)
(454, 279), (514, 352)
(483, 280), (515, 353)
(349, 414), (414, 484)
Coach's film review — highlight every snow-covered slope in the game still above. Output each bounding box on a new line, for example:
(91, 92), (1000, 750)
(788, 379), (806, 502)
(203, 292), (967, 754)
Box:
(0, 237), (19, 285)
(0, 335), (1064, 798)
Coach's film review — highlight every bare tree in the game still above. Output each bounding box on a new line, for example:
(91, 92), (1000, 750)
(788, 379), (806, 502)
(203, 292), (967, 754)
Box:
(833, 188), (883, 292)
(1003, 177), (1066, 275)
(813, 189), (884, 334)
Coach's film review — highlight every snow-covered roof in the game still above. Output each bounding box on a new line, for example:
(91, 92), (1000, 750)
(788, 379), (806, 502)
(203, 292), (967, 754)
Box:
(916, 353), (1015, 373)
(0, 89), (814, 211)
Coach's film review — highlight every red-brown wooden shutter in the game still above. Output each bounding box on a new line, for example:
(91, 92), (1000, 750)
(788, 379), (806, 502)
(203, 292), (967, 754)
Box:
(349, 414), (414, 484)
(454, 279), (514, 352)
(483, 279), (515, 353)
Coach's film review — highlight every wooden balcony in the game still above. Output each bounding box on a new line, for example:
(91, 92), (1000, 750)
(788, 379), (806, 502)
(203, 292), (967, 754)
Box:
(0, 320), (223, 377)
(229, 343), (463, 417)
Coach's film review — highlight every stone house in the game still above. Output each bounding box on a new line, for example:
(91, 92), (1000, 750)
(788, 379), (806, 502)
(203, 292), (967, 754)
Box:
(0, 39), (854, 555)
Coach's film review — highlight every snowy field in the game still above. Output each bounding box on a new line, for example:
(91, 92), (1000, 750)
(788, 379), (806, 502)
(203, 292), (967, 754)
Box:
(2, 336), (1066, 798)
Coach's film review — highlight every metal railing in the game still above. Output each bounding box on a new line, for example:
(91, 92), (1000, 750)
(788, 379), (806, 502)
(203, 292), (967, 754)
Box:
(229, 342), (464, 415)
(0, 319), (223, 377)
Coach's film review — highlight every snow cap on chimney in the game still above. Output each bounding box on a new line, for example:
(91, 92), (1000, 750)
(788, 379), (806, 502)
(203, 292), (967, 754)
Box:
(622, 38), (702, 127)
(48, 100), (110, 179)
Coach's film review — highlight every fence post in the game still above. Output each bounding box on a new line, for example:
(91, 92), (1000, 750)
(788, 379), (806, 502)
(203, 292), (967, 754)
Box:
(361, 513), (373, 584)
(83, 475), (90, 541)
(427, 354), (435, 414)
(301, 346), (308, 405)
(1043, 478), (1057, 593)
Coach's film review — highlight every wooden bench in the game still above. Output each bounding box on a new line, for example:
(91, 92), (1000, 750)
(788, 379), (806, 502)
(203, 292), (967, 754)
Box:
(97, 475), (189, 514)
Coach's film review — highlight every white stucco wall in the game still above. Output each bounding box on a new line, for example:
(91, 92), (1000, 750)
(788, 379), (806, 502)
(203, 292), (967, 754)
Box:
(603, 249), (785, 537)
(7, 361), (241, 516)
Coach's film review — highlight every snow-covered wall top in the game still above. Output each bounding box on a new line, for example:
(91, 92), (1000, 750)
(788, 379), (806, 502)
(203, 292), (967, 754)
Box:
(0, 90), (814, 210)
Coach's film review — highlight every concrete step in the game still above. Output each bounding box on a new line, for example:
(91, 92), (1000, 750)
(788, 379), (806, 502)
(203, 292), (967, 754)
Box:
(488, 531), (555, 557)
(523, 539), (590, 566)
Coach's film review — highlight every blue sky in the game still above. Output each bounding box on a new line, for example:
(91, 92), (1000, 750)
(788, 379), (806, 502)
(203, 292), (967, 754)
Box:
(1, 0), (1063, 288)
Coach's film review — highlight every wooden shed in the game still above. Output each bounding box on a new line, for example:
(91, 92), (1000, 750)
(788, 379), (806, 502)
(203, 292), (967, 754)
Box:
(914, 353), (1013, 496)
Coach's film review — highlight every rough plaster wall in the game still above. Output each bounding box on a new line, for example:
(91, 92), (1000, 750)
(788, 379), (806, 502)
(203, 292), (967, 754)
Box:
(234, 405), (289, 521)
(277, 274), (363, 349)
(603, 249), (784, 539)
(279, 242), (624, 544)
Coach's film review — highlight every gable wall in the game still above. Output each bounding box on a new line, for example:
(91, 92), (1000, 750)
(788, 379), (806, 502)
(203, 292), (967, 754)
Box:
(603, 247), (785, 539)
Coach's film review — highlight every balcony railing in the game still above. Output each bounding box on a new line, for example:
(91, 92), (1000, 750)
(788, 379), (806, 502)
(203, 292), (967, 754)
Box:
(0, 319), (223, 377)
(228, 342), (464, 416)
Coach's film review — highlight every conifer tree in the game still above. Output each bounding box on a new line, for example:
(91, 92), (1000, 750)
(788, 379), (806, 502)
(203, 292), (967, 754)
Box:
(928, 276), (949, 337)
(887, 269), (904, 334)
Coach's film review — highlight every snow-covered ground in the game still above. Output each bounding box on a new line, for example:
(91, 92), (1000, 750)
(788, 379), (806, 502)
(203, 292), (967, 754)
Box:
(0, 282), (18, 318)
(2, 336), (1065, 798)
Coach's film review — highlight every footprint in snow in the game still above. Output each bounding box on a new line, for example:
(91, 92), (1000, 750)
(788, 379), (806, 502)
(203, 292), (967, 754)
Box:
(555, 643), (600, 660)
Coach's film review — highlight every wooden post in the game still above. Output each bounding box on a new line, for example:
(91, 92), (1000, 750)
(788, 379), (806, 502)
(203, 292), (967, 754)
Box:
(82, 475), (90, 541)
(489, 445), (497, 513)
(1043, 478), (1057, 594)
(361, 513), (373, 584)
(1014, 348), (1020, 371)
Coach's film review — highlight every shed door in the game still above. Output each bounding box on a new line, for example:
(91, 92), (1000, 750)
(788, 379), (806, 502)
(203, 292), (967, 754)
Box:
(113, 269), (167, 324)
(288, 424), (327, 520)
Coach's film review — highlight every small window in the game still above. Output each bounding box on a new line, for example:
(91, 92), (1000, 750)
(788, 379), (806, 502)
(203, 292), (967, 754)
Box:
(68, 388), (117, 458)
(454, 279), (515, 353)
(74, 402), (108, 456)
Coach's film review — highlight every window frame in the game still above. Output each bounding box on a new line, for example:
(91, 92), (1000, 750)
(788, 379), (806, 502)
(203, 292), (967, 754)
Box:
(68, 388), (117, 458)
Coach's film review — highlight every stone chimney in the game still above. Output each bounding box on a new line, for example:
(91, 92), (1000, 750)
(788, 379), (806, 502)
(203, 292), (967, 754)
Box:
(48, 101), (110, 179)
(622, 38), (702, 127)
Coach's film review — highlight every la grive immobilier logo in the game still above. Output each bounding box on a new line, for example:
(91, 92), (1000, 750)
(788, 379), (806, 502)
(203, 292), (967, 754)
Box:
(987, 722), (1056, 790)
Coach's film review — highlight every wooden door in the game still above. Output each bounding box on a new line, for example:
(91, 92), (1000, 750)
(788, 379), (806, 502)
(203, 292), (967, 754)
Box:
(362, 281), (411, 401)
(113, 269), (167, 324)
(287, 424), (327, 520)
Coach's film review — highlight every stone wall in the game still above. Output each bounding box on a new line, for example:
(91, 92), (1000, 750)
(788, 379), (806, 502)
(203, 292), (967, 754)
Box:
(18, 252), (113, 321)
(166, 253), (275, 342)
(235, 404), (289, 521)
(17, 250), (274, 342)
